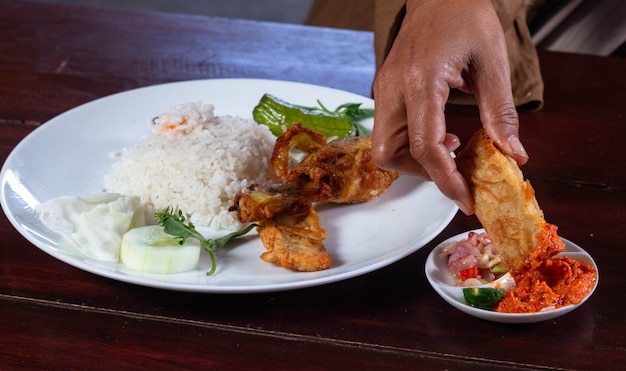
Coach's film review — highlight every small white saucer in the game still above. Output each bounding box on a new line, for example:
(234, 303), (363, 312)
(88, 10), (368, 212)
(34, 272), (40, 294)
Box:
(425, 229), (598, 323)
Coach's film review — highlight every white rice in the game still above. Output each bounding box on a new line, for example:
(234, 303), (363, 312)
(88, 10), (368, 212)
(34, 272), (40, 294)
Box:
(104, 102), (276, 230)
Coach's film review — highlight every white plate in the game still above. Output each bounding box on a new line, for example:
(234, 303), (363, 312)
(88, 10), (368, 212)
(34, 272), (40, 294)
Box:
(1, 78), (458, 293)
(426, 229), (599, 323)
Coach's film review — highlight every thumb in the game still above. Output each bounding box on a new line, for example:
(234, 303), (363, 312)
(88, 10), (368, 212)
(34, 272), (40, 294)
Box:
(480, 98), (529, 166)
(473, 63), (529, 166)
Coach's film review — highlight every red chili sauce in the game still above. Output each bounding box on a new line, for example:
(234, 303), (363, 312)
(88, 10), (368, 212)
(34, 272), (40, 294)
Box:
(495, 224), (597, 313)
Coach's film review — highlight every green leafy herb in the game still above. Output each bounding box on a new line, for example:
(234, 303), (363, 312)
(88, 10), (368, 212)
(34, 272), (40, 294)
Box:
(252, 94), (374, 138)
(316, 101), (374, 137)
(155, 207), (256, 275)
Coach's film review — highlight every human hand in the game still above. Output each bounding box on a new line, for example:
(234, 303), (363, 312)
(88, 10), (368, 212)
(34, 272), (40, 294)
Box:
(371, 0), (529, 215)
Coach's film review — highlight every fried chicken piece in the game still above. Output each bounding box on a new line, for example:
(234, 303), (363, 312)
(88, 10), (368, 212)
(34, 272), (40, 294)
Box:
(272, 124), (400, 204)
(233, 125), (399, 223)
(290, 134), (399, 203)
(231, 181), (306, 222)
(257, 203), (331, 272)
(456, 129), (558, 273)
(271, 123), (328, 181)
(230, 124), (400, 272)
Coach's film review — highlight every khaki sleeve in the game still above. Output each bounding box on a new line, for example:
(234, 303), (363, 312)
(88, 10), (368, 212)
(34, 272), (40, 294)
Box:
(306, 0), (544, 111)
(496, 0), (544, 111)
(304, 0), (404, 63)
(373, 0), (544, 110)
(373, 0), (407, 70)
(305, 0), (376, 31)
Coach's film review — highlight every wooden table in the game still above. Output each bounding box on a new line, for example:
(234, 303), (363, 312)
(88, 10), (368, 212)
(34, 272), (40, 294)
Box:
(1, 2), (625, 369)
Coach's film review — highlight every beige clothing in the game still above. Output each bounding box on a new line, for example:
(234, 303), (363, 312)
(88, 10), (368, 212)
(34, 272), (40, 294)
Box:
(306, 0), (544, 110)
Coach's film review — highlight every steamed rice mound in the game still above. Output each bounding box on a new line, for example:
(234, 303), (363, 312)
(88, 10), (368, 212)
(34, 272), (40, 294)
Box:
(104, 102), (276, 230)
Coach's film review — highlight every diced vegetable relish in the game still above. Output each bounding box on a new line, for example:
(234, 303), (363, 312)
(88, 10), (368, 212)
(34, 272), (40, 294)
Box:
(440, 231), (506, 286)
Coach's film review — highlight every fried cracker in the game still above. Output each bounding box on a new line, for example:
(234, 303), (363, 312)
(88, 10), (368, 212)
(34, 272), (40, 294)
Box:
(456, 129), (546, 272)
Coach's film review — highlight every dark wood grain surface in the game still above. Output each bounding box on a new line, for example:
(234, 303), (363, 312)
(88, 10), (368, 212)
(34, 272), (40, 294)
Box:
(1, 2), (625, 369)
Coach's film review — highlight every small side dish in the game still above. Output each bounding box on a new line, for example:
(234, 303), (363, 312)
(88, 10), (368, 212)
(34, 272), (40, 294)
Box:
(426, 229), (598, 323)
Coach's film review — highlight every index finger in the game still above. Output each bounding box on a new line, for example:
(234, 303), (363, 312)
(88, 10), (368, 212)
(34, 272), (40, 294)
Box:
(404, 77), (474, 215)
(371, 70), (431, 178)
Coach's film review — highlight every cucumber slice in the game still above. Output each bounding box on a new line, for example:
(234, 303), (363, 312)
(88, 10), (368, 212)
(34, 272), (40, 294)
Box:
(463, 287), (506, 310)
(490, 262), (508, 274)
(120, 225), (201, 274)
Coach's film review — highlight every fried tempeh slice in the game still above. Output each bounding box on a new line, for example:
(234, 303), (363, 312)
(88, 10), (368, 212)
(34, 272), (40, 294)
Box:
(456, 129), (548, 273)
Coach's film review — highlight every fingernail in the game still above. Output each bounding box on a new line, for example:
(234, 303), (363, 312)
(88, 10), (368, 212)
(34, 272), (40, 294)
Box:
(508, 135), (528, 160)
(454, 200), (473, 216)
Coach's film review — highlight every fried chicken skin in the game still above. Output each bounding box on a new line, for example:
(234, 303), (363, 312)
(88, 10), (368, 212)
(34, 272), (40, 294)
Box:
(271, 124), (400, 204)
(230, 124), (400, 272)
(231, 181), (306, 222)
(257, 203), (331, 272)
(232, 124), (400, 223)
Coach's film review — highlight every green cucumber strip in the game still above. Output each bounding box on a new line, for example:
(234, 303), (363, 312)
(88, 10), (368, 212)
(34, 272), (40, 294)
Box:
(462, 287), (506, 310)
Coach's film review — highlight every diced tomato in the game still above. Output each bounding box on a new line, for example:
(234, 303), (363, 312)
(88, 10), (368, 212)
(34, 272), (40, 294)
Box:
(460, 266), (478, 281)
